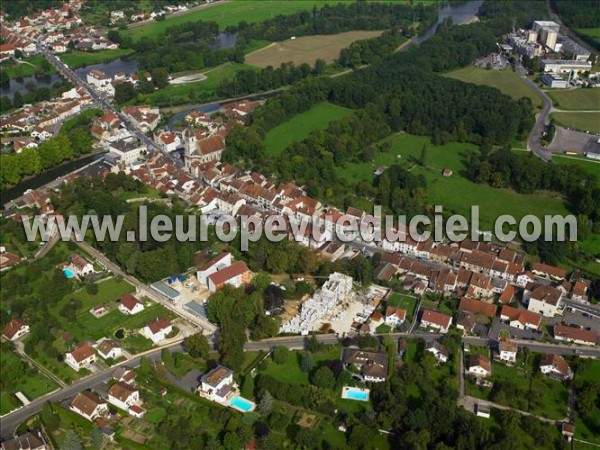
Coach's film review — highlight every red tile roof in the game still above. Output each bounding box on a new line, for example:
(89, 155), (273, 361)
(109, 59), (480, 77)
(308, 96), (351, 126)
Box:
(554, 324), (597, 344)
(120, 294), (140, 311)
(2, 319), (28, 339)
(147, 317), (171, 334)
(421, 309), (452, 328)
(459, 298), (496, 318)
(208, 261), (249, 287)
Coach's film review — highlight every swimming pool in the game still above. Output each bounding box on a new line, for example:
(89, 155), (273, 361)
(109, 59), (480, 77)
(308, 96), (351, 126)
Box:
(342, 386), (370, 402)
(63, 268), (75, 279)
(229, 396), (255, 412)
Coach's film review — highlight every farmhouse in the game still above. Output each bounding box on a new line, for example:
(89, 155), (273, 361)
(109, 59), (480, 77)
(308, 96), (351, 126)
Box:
(199, 365), (236, 403)
(540, 354), (572, 380)
(341, 348), (389, 382)
(119, 294), (144, 315)
(142, 318), (173, 344)
(108, 382), (140, 411)
(70, 391), (108, 422)
(420, 309), (452, 333)
(207, 261), (252, 293)
(468, 354), (491, 378)
(2, 318), (29, 341)
(553, 324), (598, 346)
(500, 305), (542, 331)
(65, 342), (96, 372)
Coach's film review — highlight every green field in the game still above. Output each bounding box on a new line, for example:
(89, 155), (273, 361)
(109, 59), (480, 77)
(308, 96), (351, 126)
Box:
(261, 346), (342, 386)
(144, 62), (258, 107)
(553, 154), (600, 180)
(547, 88), (600, 111)
(337, 133), (570, 230)
(444, 66), (543, 108)
(551, 112), (600, 133)
(264, 102), (354, 155)
(575, 27), (600, 49)
(122, 0), (339, 41)
(60, 49), (135, 69)
(0, 55), (55, 79)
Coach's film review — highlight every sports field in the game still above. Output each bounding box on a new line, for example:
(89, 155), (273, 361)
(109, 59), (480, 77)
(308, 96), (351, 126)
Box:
(264, 102), (354, 156)
(547, 88), (600, 111)
(337, 133), (569, 230)
(443, 66), (543, 107)
(122, 0), (338, 41)
(551, 112), (600, 134)
(245, 30), (384, 68)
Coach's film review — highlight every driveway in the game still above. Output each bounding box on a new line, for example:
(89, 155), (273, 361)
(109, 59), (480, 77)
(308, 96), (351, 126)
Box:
(488, 317), (543, 342)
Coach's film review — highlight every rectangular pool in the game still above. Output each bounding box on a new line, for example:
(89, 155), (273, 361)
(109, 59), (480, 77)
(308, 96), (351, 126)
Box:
(342, 386), (370, 402)
(229, 396), (255, 412)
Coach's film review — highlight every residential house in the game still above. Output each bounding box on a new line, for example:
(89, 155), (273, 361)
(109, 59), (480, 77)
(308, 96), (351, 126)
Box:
(108, 382), (140, 411)
(86, 70), (115, 96)
(526, 285), (562, 317)
(468, 354), (492, 378)
(68, 254), (94, 277)
(155, 131), (180, 153)
(196, 252), (232, 286)
(119, 294), (144, 315)
(96, 339), (123, 360)
(0, 429), (48, 450)
(420, 309), (452, 333)
(384, 307), (406, 328)
(425, 341), (449, 363)
(459, 297), (496, 320)
(113, 366), (136, 384)
(106, 138), (146, 165)
(571, 280), (589, 302)
(498, 341), (518, 363)
(65, 342), (96, 372)
(540, 353), (572, 380)
(499, 284), (515, 304)
(207, 261), (252, 293)
(70, 391), (108, 422)
(142, 318), (173, 344)
(2, 319), (29, 341)
(500, 305), (542, 331)
(553, 324), (598, 346)
(531, 262), (566, 281)
(341, 348), (389, 382)
(456, 311), (477, 335)
(199, 365), (235, 403)
(121, 105), (160, 132)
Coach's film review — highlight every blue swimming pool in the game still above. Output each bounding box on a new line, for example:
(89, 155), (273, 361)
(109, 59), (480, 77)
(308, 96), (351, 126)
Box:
(342, 387), (370, 402)
(63, 268), (75, 279)
(229, 396), (255, 412)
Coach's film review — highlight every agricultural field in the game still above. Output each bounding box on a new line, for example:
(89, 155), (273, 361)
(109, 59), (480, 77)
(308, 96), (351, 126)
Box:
(264, 102), (354, 156)
(551, 112), (600, 133)
(60, 49), (135, 69)
(443, 66), (543, 108)
(245, 30), (384, 68)
(547, 88), (600, 111)
(337, 133), (570, 231)
(143, 62), (258, 107)
(122, 0), (339, 41)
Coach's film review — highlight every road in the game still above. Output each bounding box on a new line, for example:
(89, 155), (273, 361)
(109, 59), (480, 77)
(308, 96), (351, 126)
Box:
(74, 239), (217, 334)
(516, 62), (553, 162)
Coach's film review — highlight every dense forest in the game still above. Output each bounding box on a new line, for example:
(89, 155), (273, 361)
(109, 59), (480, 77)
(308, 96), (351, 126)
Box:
(0, 0), (61, 19)
(552, 0), (600, 49)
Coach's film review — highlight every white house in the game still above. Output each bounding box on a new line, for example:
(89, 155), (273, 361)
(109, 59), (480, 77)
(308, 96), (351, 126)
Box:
(65, 343), (96, 372)
(119, 294), (145, 315)
(70, 391), (108, 422)
(468, 355), (491, 378)
(107, 138), (146, 165)
(155, 131), (181, 153)
(525, 285), (562, 317)
(500, 305), (542, 331)
(68, 254), (94, 277)
(142, 318), (173, 344)
(86, 70), (115, 96)
(384, 306), (406, 328)
(108, 382), (140, 411)
(2, 319), (29, 341)
(425, 341), (449, 364)
(96, 339), (123, 360)
(420, 309), (452, 333)
(196, 252), (232, 286)
(341, 348), (389, 383)
(498, 341), (517, 363)
(540, 354), (572, 380)
(199, 365), (235, 403)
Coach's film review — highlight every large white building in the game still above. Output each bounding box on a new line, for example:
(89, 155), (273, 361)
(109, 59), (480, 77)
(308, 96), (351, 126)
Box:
(199, 366), (235, 403)
(196, 252), (232, 285)
(541, 59), (592, 75)
(107, 138), (146, 165)
(525, 285), (562, 317)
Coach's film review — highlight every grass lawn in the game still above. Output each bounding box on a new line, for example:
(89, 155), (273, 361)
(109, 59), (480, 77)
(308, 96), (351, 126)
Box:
(264, 102), (354, 156)
(386, 293), (417, 319)
(547, 88), (600, 111)
(261, 345), (341, 386)
(117, 187), (162, 201)
(143, 62), (258, 107)
(122, 0), (340, 41)
(575, 27), (600, 48)
(1, 55), (55, 79)
(551, 112), (600, 133)
(443, 66), (543, 108)
(553, 154), (600, 180)
(60, 48), (135, 69)
(338, 133), (570, 231)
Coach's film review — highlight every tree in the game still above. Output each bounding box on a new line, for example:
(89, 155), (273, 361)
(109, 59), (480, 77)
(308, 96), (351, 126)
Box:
(263, 285), (284, 312)
(0, 95), (11, 111)
(90, 426), (104, 449)
(258, 390), (273, 415)
(85, 282), (99, 296)
(272, 346), (289, 365)
(114, 82), (136, 104)
(12, 91), (23, 109)
(314, 58), (326, 75)
(40, 402), (59, 431)
(183, 333), (210, 359)
(62, 430), (83, 450)
(152, 68), (169, 88)
(300, 352), (314, 373)
(305, 334), (322, 352)
(311, 366), (335, 390)
(252, 315), (279, 340)
(420, 144), (427, 166)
